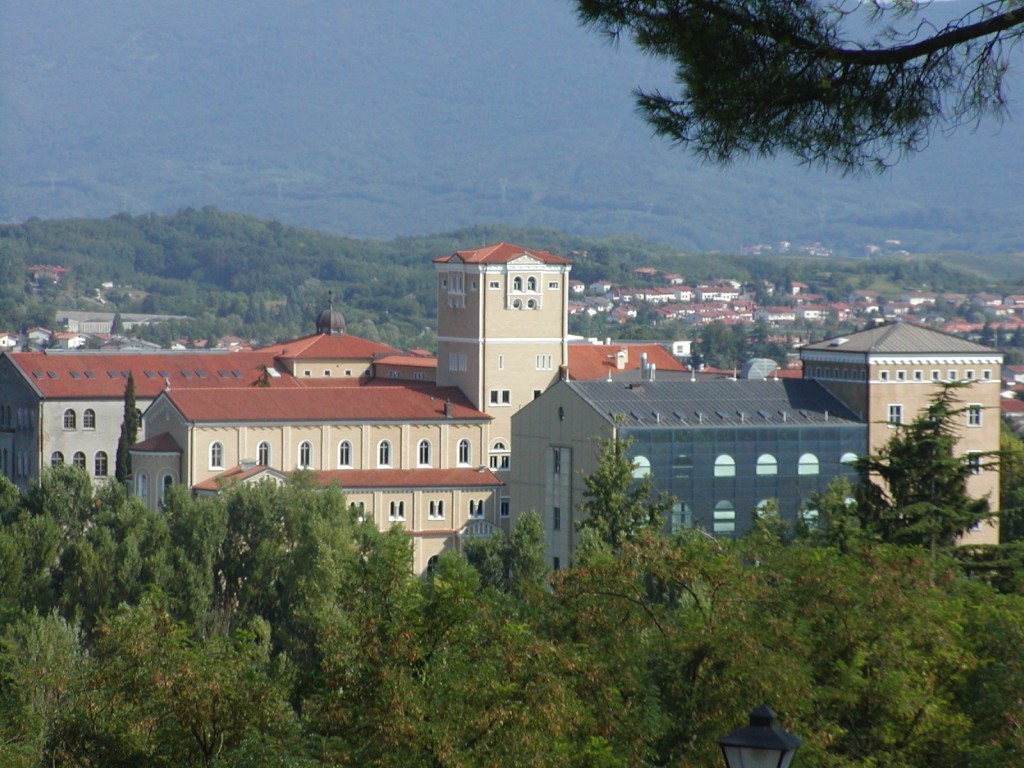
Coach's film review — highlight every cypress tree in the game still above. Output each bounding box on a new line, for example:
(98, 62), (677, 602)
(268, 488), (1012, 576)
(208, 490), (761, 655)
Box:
(115, 373), (138, 484)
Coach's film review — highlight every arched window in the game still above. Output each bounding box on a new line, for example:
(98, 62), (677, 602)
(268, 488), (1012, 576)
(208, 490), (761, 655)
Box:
(457, 439), (472, 466)
(338, 440), (352, 468)
(756, 454), (778, 476)
(94, 451), (108, 477)
(426, 555), (439, 574)
(162, 474), (173, 502)
(389, 500), (405, 521)
(714, 455), (736, 478)
(298, 441), (313, 469)
(378, 440), (392, 468)
(527, 276), (537, 291)
(798, 453), (820, 475)
(840, 452), (858, 466)
(136, 473), (148, 502)
(755, 499), (775, 517)
(489, 440), (510, 471)
(210, 442), (224, 469)
(257, 441), (271, 466)
(672, 454), (692, 479)
(429, 500), (445, 519)
(417, 439), (432, 467)
(469, 499), (484, 518)
(83, 409), (96, 429)
(713, 501), (736, 535)
(63, 409), (76, 430)
(513, 276), (523, 291)
(632, 455), (651, 479)
(72, 451), (86, 469)
(50, 451), (64, 467)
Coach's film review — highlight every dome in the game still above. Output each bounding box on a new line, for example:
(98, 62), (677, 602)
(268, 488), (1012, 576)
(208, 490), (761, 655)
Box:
(740, 357), (779, 380)
(316, 293), (346, 335)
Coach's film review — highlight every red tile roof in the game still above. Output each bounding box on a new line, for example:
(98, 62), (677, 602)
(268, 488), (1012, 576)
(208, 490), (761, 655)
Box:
(130, 432), (182, 453)
(162, 384), (488, 423)
(433, 242), (571, 265)
(567, 343), (687, 381)
(4, 350), (291, 399)
(312, 467), (503, 490)
(374, 355), (438, 369)
(259, 333), (399, 361)
(1002, 398), (1024, 414)
(193, 464), (287, 492)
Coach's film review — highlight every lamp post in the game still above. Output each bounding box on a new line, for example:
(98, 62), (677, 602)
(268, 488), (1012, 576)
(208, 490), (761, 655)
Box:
(717, 705), (802, 768)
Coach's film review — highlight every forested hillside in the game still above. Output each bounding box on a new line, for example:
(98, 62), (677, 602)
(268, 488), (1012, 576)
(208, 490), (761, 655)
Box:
(2, 209), (1019, 350)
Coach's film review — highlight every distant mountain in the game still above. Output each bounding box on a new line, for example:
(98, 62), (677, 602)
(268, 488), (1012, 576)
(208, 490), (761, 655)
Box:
(3, 0), (1024, 258)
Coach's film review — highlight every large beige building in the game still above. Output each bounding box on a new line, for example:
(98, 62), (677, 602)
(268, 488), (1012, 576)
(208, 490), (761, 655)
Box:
(433, 242), (572, 476)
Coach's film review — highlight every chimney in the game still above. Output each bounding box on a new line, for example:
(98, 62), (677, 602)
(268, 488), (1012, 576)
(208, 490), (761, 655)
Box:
(615, 348), (628, 370)
(640, 352), (648, 380)
(444, 399), (452, 418)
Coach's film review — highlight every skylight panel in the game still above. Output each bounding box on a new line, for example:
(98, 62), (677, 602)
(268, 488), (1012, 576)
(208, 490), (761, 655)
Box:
(46, 371), (57, 379)
(31, 371), (43, 379)
(107, 371), (118, 378)
(84, 371), (95, 379)
(181, 370), (193, 379)
(70, 371), (81, 379)
(144, 370), (156, 378)
(232, 369), (243, 378)
(196, 370), (208, 379)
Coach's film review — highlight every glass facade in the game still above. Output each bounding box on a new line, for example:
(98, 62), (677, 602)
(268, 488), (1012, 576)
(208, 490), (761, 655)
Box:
(624, 423), (865, 537)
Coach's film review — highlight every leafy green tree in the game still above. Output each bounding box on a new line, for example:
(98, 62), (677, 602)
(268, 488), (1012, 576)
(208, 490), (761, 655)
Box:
(576, 433), (673, 553)
(575, 0), (1024, 169)
(463, 510), (549, 599)
(856, 383), (992, 552)
(115, 372), (138, 484)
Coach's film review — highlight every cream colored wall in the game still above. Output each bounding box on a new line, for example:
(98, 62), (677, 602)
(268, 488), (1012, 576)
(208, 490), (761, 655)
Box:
(865, 362), (1001, 545)
(288, 358), (373, 379)
(511, 380), (612, 568)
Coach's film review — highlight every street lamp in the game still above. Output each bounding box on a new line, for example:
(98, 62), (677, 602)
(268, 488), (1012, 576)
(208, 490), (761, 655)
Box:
(717, 705), (803, 768)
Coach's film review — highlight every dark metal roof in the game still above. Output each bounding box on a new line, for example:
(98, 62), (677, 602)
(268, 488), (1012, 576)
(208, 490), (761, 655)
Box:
(568, 378), (863, 428)
(802, 323), (998, 355)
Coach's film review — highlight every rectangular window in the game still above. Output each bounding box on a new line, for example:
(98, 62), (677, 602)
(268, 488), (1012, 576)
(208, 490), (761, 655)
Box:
(489, 280), (500, 290)
(324, 369), (331, 376)
(968, 404), (982, 427)
(880, 371), (890, 381)
(500, 497), (510, 518)
(948, 370), (957, 381)
(534, 389), (542, 399)
(967, 452), (982, 475)
(913, 370), (923, 381)
(548, 281), (559, 290)
(965, 369), (975, 380)
(931, 370), (940, 381)
(489, 389), (511, 405)
(553, 557), (561, 571)
(553, 507), (561, 531)
(897, 370), (906, 381)
(553, 449), (561, 474)
(983, 369), (992, 380)
(888, 404), (903, 426)
(498, 355), (504, 371)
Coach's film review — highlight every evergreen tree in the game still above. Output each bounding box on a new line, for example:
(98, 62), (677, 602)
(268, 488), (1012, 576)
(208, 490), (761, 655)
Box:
(576, 432), (673, 552)
(114, 374), (138, 484)
(855, 383), (992, 552)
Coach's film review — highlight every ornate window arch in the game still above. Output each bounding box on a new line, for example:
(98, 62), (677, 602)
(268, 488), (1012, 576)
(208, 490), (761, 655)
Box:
(210, 442), (224, 469)
(457, 438), (472, 466)
(417, 439), (432, 467)
(378, 440), (392, 468)
(338, 440), (352, 468)
(489, 440), (510, 471)
(298, 441), (313, 469)
(257, 441), (271, 466)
